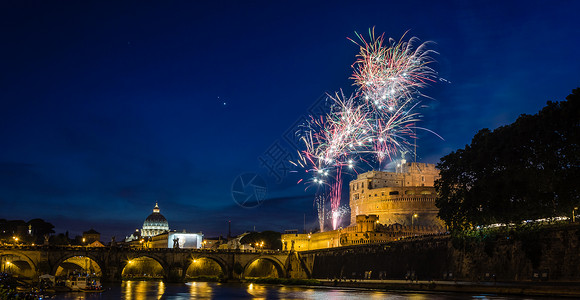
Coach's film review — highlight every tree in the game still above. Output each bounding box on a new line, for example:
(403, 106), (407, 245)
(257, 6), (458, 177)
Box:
(49, 233), (70, 246)
(436, 88), (580, 231)
(239, 231), (282, 250)
(27, 219), (55, 244)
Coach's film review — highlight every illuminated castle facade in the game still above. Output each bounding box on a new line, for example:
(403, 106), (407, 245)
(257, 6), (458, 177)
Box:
(349, 162), (442, 227)
(282, 162), (446, 251)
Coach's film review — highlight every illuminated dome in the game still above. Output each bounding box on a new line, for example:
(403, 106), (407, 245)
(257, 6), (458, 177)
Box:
(141, 202), (169, 237)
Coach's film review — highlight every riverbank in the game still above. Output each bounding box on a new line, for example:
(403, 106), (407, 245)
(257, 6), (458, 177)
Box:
(318, 279), (580, 297)
(244, 277), (321, 285)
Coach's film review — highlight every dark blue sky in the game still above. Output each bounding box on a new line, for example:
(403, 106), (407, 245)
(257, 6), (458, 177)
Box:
(1, 0), (579, 241)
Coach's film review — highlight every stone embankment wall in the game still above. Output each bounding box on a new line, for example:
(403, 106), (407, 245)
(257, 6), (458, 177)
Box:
(300, 223), (580, 282)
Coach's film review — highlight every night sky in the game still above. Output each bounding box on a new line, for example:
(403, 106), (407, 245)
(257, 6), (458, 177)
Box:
(1, 1), (579, 241)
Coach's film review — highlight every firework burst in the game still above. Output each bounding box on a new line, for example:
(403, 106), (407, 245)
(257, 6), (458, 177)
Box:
(350, 28), (438, 114)
(294, 29), (439, 232)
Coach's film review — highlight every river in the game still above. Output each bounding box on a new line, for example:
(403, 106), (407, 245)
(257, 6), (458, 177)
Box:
(49, 281), (559, 299)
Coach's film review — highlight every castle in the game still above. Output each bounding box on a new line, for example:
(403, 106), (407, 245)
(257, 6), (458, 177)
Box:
(282, 162), (446, 251)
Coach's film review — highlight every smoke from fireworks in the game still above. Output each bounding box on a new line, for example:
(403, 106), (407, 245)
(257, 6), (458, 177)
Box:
(295, 28), (439, 231)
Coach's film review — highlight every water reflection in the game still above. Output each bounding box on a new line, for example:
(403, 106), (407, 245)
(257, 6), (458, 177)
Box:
(187, 281), (214, 298)
(51, 281), (550, 300)
(248, 283), (397, 300)
(246, 282), (268, 299)
(122, 280), (165, 300)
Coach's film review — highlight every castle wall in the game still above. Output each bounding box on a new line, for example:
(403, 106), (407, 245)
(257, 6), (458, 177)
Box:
(281, 214), (445, 251)
(303, 224), (580, 283)
(282, 230), (340, 251)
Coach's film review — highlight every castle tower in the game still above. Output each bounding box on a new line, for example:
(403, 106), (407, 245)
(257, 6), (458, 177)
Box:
(349, 162), (443, 227)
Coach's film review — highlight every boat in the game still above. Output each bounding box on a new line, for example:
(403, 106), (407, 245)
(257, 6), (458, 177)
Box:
(65, 275), (103, 292)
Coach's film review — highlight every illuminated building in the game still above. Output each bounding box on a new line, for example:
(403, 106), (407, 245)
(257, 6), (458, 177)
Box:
(82, 229), (101, 244)
(282, 162), (446, 251)
(349, 162), (443, 227)
(141, 202), (170, 238)
(123, 202), (204, 249)
(149, 231), (204, 249)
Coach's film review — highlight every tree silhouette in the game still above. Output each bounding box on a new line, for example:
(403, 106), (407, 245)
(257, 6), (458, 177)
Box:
(436, 88), (580, 231)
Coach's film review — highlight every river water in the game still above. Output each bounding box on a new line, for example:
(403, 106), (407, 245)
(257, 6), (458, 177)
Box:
(50, 281), (553, 300)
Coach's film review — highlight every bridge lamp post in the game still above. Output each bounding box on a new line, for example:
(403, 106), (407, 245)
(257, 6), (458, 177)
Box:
(5, 261), (11, 274)
(573, 207), (578, 223)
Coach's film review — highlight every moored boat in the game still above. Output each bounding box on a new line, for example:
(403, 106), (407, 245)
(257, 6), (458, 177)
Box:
(65, 275), (103, 292)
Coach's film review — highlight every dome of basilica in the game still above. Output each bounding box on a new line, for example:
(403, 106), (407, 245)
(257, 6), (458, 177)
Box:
(141, 202), (169, 237)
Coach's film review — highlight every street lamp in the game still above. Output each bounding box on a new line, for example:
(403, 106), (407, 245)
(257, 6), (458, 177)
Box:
(573, 207), (578, 223)
(411, 214), (418, 237)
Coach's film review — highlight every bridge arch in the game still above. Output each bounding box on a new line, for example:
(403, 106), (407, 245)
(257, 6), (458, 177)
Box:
(51, 253), (104, 277)
(185, 255), (229, 280)
(121, 254), (168, 280)
(0, 251), (37, 278)
(242, 255), (286, 279)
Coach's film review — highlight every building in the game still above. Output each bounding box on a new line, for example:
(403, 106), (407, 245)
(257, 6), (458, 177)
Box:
(202, 236), (225, 249)
(124, 229), (141, 243)
(282, 162), (446, 251)
(148, 231), (204, 249)
(123, 202), (205, 249)
(218, 232), (255, 250)
(141, 202), (170, 238)
(82, 229), (101, 244)
(349, 162), (443, 227)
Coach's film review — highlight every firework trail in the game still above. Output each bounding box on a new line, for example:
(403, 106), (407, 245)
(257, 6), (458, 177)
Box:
(325, 205), (350, 220)
(294, 28), (439, 232)
(315, 194), (326, 232)
(293, 92), (370, 230)
(330, 167), (343, 230)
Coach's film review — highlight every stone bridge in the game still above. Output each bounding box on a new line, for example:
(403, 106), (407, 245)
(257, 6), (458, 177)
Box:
(0, 246), (311, 282)
(5, 225), (578, 283)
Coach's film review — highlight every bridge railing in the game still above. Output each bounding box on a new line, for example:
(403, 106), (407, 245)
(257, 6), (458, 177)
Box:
(0, 245), (289, 254)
